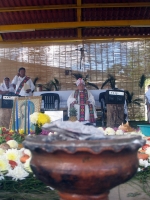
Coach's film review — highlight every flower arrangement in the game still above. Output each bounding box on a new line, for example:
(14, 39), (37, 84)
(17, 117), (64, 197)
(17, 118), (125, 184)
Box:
(30, 112), (51, 134)
(97, 126), (143, 136)
(0, 140), (32, 181)
(0, 127), (25, 145)
(0, 127), (59, 199)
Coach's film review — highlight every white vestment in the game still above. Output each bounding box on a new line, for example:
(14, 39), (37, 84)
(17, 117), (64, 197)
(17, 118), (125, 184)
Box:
(0, 81), (15, 93)
(145, 89), (150, 103)
(67, 90), (97, 121)
(12, 75), (35, 96)
(145, 89), (150, 123)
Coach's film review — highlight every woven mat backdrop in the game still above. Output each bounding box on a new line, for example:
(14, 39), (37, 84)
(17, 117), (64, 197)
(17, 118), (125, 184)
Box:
(0, 39), (150, 120)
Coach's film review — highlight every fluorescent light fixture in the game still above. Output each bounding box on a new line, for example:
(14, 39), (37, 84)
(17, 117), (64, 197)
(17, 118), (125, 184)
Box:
(0, 29), (35, 33)
(130, 25), (150, 27)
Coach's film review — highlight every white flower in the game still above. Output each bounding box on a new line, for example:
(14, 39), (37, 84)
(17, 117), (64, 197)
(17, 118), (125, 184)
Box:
(115, 129), (124, 135)
(19, 148), (25, 153)
(139, 159), (150, 168)
(5, 149), (21, 162)
(24, 157), (32, 173)
(7, 140), (18, 149)
(105, 127), (115, 135)
(0, 155), (10, 171)
(6, 166), (29, 181)
(24, 149), (31, 157)
(130, 131), (138, 135)
(30, 112), (39, 124)
(137, 168), (141, 172)
(48, 132), (53, 136)
(139, 159), (145, 167)
(0, 148), (5, 155)
(145, 147), (150, 156)
(97, 127), (105, 134)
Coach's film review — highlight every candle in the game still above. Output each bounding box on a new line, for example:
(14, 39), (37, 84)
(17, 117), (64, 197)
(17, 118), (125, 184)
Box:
(28, 99), (30, 134)
(24, 100), (27, 134)
(16, 99), (19, 132)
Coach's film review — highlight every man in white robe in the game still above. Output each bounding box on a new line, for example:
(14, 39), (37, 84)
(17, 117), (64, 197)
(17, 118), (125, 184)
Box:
(0, 77), (15, 95)
(145, 85), (150, 123)
(67, 78), (97, 123)
(12, 67), (35, 96)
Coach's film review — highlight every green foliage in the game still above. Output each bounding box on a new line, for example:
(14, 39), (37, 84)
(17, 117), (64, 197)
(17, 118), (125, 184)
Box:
(0, 136), (6, 144)
(69, 107), (77, 117)
(33, 77), (39, 86)
(132, 167), (150, 197)
(125, 90), (143, 106)
(101, 74), (116, 89)
(86, 82), (99, 89)
(42, 78), (60, 91)
(35, 124), (42, 135)
(0, 174), (59, 200)
(72, 73), (83, 80)
(139, 74), (146, 89)
(12, 133), (25, 144)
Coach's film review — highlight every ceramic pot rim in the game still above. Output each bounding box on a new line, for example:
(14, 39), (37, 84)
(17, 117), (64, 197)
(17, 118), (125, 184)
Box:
(23, 135), (145, 154)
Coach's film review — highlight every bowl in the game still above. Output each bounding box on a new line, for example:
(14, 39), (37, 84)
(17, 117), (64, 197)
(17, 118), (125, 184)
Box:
(137, 125), (150, 136)
(23, 135), (145, 200)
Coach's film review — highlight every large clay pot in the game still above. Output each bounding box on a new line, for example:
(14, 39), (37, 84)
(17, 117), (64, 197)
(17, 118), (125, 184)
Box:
(23, 135), (145, 200)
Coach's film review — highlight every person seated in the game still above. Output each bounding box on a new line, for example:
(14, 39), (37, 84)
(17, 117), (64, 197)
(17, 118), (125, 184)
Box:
(67, 78), (97, 124)
(12, 67), (35, 96)
(0, 77), (15, 95)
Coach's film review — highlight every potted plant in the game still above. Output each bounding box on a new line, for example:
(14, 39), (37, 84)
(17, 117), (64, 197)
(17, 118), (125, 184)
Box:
(69, 107), (77, 122)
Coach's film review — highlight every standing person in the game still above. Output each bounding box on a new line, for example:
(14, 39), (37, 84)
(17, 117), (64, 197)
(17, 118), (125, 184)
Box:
(12, 67), (35, 96)
(0, 77), (15, 95)
(145, 85), (150, 103)
(145, 85), (150, 123)
(67, 78), (97, 124)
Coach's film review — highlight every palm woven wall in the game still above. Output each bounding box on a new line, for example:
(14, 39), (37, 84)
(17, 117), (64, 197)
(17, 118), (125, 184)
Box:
(0, 39), (150, 120)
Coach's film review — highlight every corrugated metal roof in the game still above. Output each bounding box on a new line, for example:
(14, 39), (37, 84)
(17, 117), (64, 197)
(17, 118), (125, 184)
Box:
(0, 0), (76, 7)
(0, 0), (150, 41)
(82, 27), (150, 37)
(0, 9), (77, 25)
(82, 7), (150, 21)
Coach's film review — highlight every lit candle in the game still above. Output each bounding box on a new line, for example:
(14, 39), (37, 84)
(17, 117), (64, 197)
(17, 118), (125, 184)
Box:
(28, 99), (30, 134)
(16, 99), (19, 132)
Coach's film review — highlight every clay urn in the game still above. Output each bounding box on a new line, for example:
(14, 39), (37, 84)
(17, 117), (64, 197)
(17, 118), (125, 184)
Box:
(23, 135), (145, 200)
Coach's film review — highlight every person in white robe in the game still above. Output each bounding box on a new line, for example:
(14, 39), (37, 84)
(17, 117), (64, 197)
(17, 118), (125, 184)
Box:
(145, 85), (150, 123)
(0, 77), (15, 95)
(67, 78), (97, 123)
(12, 67), (35, 97)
